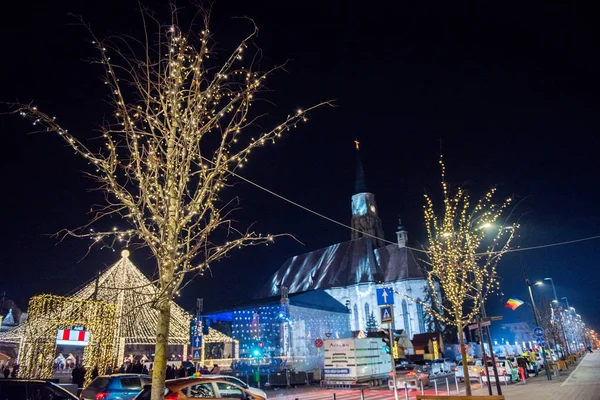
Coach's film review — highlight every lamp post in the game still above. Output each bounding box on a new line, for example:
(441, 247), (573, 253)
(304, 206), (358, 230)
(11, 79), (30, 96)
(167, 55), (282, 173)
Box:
(526, 279), (552, 380)
(544, 278), (569, 357)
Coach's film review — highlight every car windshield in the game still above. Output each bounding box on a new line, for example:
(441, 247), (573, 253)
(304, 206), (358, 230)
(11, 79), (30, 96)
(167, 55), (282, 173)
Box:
(458, 360), (479, 366)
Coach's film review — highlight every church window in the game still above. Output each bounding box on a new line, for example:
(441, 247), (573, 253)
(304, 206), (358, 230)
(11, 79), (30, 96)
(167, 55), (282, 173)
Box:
(364, 303), (370, 327)
(402, 299), (411, 338)
(353, 304), (359, 331)
(417, 300), (425, 333)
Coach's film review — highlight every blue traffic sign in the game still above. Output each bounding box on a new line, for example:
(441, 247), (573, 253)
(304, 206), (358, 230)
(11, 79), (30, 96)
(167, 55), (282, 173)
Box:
(192, 335), (203, 348)
(536, 338), (546, 347)
(533, 327), (544, 337)
(380, 305), (394, 324)
(376, 288), (394, 306)
(192, 348), (202, 361)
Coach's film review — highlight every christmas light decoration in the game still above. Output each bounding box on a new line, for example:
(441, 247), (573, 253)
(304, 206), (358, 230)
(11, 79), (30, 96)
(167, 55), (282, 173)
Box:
(71, 250), (192, 362)
(11, 6), (331, 398)
(17, 295), (117, 387)
(422, 156), (517, 395)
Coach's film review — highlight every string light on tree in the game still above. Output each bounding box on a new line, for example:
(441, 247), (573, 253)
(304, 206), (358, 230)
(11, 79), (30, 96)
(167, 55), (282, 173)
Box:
(11, 6), (332, 400)
(422, 156), (518, 396)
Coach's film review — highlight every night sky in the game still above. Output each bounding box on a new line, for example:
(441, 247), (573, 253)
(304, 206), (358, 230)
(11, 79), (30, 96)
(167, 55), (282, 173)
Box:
(1, 1), (599, 334)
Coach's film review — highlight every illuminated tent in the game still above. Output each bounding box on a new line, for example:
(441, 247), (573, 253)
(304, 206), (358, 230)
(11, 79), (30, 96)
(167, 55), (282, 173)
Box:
(70, 250), (192, 361)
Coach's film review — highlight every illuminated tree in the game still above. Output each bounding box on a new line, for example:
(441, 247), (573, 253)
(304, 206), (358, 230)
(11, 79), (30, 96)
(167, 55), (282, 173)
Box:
(13, 6), (330, 399)
(422, 156), (517, 395)
(366, 312), (378, 332)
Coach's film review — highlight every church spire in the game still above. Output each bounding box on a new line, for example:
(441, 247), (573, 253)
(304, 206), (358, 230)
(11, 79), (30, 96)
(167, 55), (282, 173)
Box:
(354, 140), (368, 194)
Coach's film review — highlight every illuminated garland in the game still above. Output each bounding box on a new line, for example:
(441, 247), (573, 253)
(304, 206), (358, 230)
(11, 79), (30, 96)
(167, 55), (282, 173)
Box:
(17, 294), (117, 387)
(422, 156), (517, 395)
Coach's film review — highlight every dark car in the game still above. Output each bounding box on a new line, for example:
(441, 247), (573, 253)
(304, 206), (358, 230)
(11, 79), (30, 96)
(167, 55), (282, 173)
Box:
(0, 379), (78, 400)
(80, 374), (151, 400)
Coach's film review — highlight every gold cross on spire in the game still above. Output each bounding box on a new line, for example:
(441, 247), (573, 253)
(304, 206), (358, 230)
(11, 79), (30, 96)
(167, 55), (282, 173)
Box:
(354, 140), (360, 150)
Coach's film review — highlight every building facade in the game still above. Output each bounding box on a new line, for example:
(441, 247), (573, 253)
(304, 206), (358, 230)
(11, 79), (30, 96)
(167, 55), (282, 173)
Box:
(261, 146), (433, 341)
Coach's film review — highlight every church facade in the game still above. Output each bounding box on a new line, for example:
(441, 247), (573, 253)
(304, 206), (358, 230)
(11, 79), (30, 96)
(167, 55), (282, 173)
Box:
(261, 147), (433, 340)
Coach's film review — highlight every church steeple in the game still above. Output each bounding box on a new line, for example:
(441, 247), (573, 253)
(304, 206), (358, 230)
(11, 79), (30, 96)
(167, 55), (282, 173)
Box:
(351, 141), (385, 247)
(354, 140), (368, 194)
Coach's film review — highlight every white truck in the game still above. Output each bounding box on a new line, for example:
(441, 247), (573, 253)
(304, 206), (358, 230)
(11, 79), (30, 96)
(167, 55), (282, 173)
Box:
(323, 338), (392, 386)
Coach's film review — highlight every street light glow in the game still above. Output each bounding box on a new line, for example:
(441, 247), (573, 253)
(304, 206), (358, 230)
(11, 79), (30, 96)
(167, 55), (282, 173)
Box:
(535, 281), (543, 286)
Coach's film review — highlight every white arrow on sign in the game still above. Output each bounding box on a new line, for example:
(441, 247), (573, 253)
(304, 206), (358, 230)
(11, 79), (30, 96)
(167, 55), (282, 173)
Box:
(194, 337), (201, 347)
(382, 289), (389, 303)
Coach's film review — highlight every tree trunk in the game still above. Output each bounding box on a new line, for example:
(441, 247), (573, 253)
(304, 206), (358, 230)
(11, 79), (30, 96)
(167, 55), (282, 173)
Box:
(457, 324), (472, 395)
(151, 298), (171, 400)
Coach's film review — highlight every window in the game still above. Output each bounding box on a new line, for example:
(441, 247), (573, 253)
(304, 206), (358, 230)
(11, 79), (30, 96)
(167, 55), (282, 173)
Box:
(417, 300), (425, 333)
(187, 382), (215, 398)
(224, 377), (248, 389)
(0, 383), (27, 400)
(31, 384), (72, 400)
(89, 378), (110, 389)
(402, 299), (411, 338)
(353, 304), (359, 331)
(120, 377), (142, 390)
(364, 303), (370, 326)
(216, 382), (245, 398)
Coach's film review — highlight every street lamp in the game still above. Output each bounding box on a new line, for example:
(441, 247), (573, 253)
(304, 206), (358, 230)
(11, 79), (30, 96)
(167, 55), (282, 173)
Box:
(526, 279), (552, 380)
(543, 278), (558, 302)
(544, 277), (569, 356)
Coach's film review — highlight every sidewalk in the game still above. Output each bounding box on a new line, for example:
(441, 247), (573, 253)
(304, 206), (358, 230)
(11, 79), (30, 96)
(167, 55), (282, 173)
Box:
(472, 352), (600, 399)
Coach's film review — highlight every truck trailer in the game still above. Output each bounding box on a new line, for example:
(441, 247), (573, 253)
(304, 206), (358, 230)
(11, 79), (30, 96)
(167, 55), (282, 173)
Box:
(323, 338), (392, 386)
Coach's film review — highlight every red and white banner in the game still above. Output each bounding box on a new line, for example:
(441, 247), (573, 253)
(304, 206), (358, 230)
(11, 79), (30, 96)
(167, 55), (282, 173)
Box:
(56, 329), (90, 345)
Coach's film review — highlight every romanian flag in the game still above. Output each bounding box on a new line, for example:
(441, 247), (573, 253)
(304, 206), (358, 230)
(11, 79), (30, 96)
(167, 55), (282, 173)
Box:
(505, 298), (524, 310)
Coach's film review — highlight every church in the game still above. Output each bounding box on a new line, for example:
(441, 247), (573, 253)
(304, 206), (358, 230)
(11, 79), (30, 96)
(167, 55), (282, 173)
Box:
(260, 145), (433, 340)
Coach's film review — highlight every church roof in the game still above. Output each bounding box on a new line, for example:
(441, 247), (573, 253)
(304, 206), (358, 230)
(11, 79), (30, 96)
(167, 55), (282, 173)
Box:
(71, 251), (191, 345)
(205, 289), (350, 316)
(260, 237), (426, 297)
(355, 147), (368, 194)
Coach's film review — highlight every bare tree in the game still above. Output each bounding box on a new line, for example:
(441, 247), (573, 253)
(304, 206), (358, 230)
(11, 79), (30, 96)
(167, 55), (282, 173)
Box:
(13, 6), (330, 398)
(422, 157), (517, 395)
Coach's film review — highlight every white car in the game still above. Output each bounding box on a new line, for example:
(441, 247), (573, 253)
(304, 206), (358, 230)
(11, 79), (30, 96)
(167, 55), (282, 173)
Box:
(433, 358), (456, 374)
(388, 365), (430, 390)
(454, 359), (483, 382)
(210, 375), (267, 399)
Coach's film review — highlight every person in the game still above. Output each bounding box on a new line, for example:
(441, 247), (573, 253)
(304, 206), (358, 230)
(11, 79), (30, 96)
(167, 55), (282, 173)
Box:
(518, 364), (527, 384)
(178, 365), (186, 378)
(91, 365), (99, 380)
(587, 344), (593, 353)
(142, 364), (148, 375)
(210, 364), (221, 375)
(10, 364), (19, 378)
(166, 365), (175, 380)
(528, 350), (538, 376)
(2, 366), (9, 379)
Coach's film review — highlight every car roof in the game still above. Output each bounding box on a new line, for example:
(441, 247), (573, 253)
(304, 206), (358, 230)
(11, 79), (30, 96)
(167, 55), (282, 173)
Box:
(0, 379), (57, 383)
(100, 374), (151, 378)
(163, 377), (245, 391)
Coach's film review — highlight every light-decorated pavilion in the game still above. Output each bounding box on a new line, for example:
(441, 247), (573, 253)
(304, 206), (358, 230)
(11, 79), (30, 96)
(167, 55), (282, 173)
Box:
(71, 250), (193, 362)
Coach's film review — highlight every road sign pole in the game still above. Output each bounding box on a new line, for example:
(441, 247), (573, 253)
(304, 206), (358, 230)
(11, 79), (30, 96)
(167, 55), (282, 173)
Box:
(388, 317), (399, 400)
(476, 316), (492, 395)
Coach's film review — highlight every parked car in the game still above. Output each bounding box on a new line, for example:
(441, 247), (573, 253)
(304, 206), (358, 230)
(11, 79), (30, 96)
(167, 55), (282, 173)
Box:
(454, 359), (483, 382)
(134, 378), (265, 400)
(432, 358), (455, 374)
(412, 360), (443, 375)
(0, 379), (78, 400)
(481, 359), (519, 383)
(80, 374), (151, 400)
(388, 365), (430, 390)
(209, 375), (267, 399)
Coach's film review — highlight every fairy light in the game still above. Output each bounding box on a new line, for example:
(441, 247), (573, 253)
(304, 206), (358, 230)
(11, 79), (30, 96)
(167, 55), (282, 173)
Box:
(11, 9), (332, 388)
(17, 295), (117, 387)
(422, 156), (518, 395)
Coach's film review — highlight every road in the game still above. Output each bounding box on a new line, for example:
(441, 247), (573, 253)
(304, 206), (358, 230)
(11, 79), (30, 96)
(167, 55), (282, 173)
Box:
(267, 354), (600, 399)
(267, 373), (468, 400)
